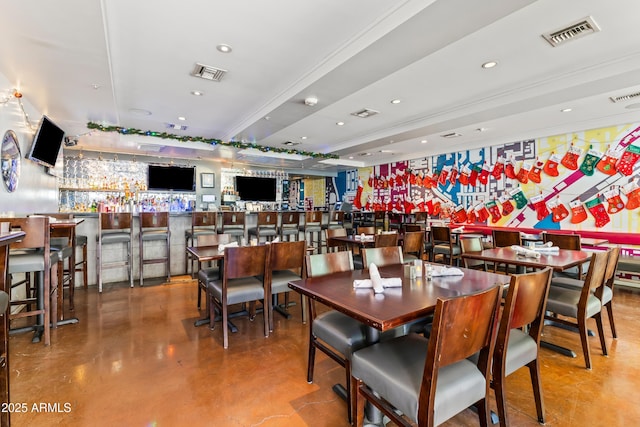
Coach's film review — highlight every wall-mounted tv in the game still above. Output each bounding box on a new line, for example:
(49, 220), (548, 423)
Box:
(26, 115), (65, 168)
(148, 164), (196, 192)
(236, 176), (276, 201)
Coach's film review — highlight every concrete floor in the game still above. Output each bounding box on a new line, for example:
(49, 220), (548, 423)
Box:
(7, 276), (640, 426)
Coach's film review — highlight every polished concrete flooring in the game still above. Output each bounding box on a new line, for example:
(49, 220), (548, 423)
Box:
(8, 276), (640, 426)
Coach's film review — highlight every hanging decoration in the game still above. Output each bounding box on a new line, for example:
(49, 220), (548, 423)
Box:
(516, 161), (532, 184)
(616, 144), (640, 176)
(491, 157), (505, 179)
(528, 158), (544, 184)
(579, 146), (602, 176)
(478, 163), (491, 185)
(604, 187), (624, 214)
(499, 194), (514, 216)
(509, 187), (528, 209)
(548, 197), (569, 222)
(543, 152), (562, 177)
(452, 205), (467, 223)
(530, 193), (550, 221)
(505, 156), (517, 179)
(569, 199), (588, 224)
(596, 146), (622, 175)
(459, 164), (471, 185)
(561, 144), (582, 170)
(486, 199), (502, 223)
(585, 196), (611, 228)
(86, 122), (339, 159)
(622, 180), (640, 210)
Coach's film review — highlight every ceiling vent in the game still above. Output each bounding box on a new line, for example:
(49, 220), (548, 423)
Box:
(351, 108), (380, 118)
(610, 91), (640, 103)
(542, 17), (601, 47)
(166, 123), (188, 131)
(191, 63), (227, 82)
(440, 132), (462, 138)
(283, 141), (301, 146)
(358, 152), (373, 157)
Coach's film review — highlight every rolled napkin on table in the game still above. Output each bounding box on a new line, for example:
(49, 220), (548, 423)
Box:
(532, 245), (559, 253)
(511, 245), (541, 259)
(353, 263), (402, 293)
(218, 241), (239, 252)
(452, 226), (465, 233)
(430, 266), (465, 277)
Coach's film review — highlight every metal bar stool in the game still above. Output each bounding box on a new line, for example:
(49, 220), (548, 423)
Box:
(97, 212), (134, 292)
(139, 211), (171, 287)
(301, 211), (323, 252)
(185, 212), (217, 276)
(248, 211), (279, 243)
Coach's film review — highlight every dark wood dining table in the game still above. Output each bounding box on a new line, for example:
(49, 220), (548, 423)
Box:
(461, 247), (591, 272)
(327, 234), (376, 250)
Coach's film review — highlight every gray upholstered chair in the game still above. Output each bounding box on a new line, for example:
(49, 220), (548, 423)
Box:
(221, 211), (246, 244)
(185, 211), (217, 275)
(248, 211), (279, 243)
(326, 227), (348, 253)
(350, 285), (502, 426)
(460, 236), (486, 271)
(362, 246), (403, 268)
(138, 211), (170, 287)
(543, 232), (586, 279)
(305, 251), (367, 423)
(431, 226), (460, 265)
(265, 240), (306, 330)
(492, 229), (522, 273)
(280, 212), (300, 241)
(97, 212), (134, 292)
(544, 249), (610, 369)
(196, 234), (232, 310)
(301, 211), (323, 250)
(402, 230), (424, 262)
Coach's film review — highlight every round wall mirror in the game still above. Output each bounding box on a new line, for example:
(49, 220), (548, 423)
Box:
(1, 130), (21, 192)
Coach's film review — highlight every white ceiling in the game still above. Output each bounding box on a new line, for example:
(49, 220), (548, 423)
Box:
(1, 0), (640, 173)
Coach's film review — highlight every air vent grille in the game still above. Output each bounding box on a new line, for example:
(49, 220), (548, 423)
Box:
(191, 63), (227, 82)
(542, 17), (600, 47)
(440, 132), (462, 138)
(166, 123), (188, 131)
(283, 141), (301, 146)
(610, 92), (640, 103)
(351, 108), (380, 118)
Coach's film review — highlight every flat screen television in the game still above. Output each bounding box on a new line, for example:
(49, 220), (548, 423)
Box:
(26, 115), (65, 168)
(236, 176), (276, 201)
(147, 164), (196, 192)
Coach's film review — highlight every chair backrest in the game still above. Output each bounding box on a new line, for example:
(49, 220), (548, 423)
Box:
(604, 246), (621, 289)
(430, 226), (451, 244)
(222, 211), (245, 227)
(280, 212), (300, 227)
(374, 232), (398, 248)
(362, 246), (403, 267)
(414, 212), (428, 224)
(257, 211), (278, 227)
(8, 216), (50, 252)
(326, 227), (347, 252)
(460, 236), (484, 269)
(582, 250), (610, 301)
(404, 224), (423, 233)
(356, 226), (375, 235)
(418, 285), (502, 424)
(100, 212), (133, 231)
(140, 211), (169, 229)
(306, 251), (354, 278)
(495, 267), (553, 372)
(223, 245), (269, 280)
(196, 233), (232, 247)
(192, 211), (217, 230)
(304, 211), (322, 226)
(543, 232), (580, 250)
(402, 231), (424, 258)
(492, 229), (521, 247)
(269, 240), (306, 273)
(329, 211), (344, 224)
(44, 213), (75, 240)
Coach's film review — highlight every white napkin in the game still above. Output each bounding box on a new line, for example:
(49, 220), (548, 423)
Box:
(430, 266), (465, 277)
(218, 241), (239, 252)
(511, 245), (541, 259)
(452, 226), (465, 233)
(271, 237), (280, 243)
(355, 234), (374, 241)
(353, 263), (402, 293)
(533, 245), (559, 253)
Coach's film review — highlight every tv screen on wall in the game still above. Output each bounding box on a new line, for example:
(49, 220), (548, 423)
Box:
(236, 176), (276, 201)
(147, 164), (196, 192)
(26, 115), (65, 168)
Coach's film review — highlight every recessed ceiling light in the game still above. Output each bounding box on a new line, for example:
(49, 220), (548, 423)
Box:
(216, 44), (232, 53)
(336, 121), (345, 126)
(300, 136), (307, 140)
(421, 140), (428, 144)
(380, 150), (393, 153)
(129, 108), (152, 116)
(264, 116), (271, 120)
(561, 108), (572, 112)
(390, 99), (401, 104)
(476, 127), (488, 132)
(92, 84), (101, 90)
(348, 156), (354, 159)
(304, 97), (318, 106)
(191, 90), (204, 96)
(178, 116), (186, 121)
(482, 61), (498, 69)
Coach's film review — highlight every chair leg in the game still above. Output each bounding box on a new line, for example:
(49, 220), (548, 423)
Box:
(527, 359), (546, 424)
(345, 360), (352, 424)
(475, 397), (490, 427)
(307, 336), (316, 384)
(128, 240), (134, 288)
(166, 236), (171, 282)
(97, 240), (102, 293)
(493, 370), (508, 427)
(263, 298), (269, 338)
(605, 302), (618, 338)
(222, 300), (229, 349)
(139, 237), (144, 287)
(595, 312), (608, 356)
(578, 316), (592, 369)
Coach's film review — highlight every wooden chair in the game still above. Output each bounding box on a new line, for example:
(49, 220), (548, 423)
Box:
(7, 217), (57, 346)
(460, 236), (486, 271)
(350, 285), (502, 427)
(301, 211), (323, 249)
(544, 250), (610, 369)
(551, 246), (621, 338)
(265, 240), (306, 331)
(327, 211), (344, 229)
(543, 232), (584, 279)
(356, 226), (375, 235)
(402, 230), (424, 262)
(492, 229), (522, 273)
(221, 211), (246, 244)
(195, 234), (232, 310)
(138, 211), (170, 287)
(431, 226), (460, 265)
(492, 267), (553, 426)
(45, 214), (76, 315)
(47, 213), (88, 290)
(362, 246), (403, 268)
(248, 211), (279, 243)
(305, 251), (367, 423)
(405, 223), (433, 260)
(207, 244), (269, 349)
(374, 232), (398, 248)
(373, 211), (385, 231)
(185, 212), (217, 275)
(280, 212), (300, 241)
(97, 212), (134, 292)
(326, 227), (347, 253)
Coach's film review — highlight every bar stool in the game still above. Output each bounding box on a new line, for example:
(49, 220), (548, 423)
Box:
(280, 212), (300, 241)
(221, 212), (246, 244)
(248, 211), (278, 243)
(300, 211), (322, 251)
(139, 211), (171, 287)
(46, 213), (88, 289)
(97, 212), (134, 293)
(327, 211), (344, 229)
(185, 212), (218, 276)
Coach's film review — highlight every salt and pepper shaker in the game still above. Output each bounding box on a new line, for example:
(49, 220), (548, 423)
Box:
(426, 264), (433, 281)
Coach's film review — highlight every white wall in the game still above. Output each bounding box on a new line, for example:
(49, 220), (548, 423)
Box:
(0, 73), (58, 214)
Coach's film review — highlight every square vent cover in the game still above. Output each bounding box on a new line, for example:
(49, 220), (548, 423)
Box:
(191, 63), (227, 82)
(351, 108), (380, 118)
(542, 16), (601, 47)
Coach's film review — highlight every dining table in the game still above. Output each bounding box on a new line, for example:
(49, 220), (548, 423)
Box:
(288, 262), (509, 425)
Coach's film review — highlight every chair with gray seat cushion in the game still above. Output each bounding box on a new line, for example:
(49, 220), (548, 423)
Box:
(544, 249), (610, 369)
(550, 245), (620, 338)
(306, 250), (367, 423)
(97, 212), (134, 292)
(139, 211), (170, 287)
(460, 236), (487, 271)
(301, 211), (323, 251)
(185, 211), (217, 276)
(362, 246), (403, 268)
(195, 233), (232, 310)
(248, 211), (279, 243)
(221, 211), (246, 244)
(280, 212), (300, 241)
(543, 232), (586, 279)
(431, 226), (460, 265)
(350, 285), (502, 427)
(492, 229), (522, 273)
(402, 230), (424, 262)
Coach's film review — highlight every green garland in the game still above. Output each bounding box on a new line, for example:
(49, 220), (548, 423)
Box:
(86, 122), (338, 159)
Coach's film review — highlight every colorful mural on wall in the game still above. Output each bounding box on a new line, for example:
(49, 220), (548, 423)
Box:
(336, 122), (640, 234)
